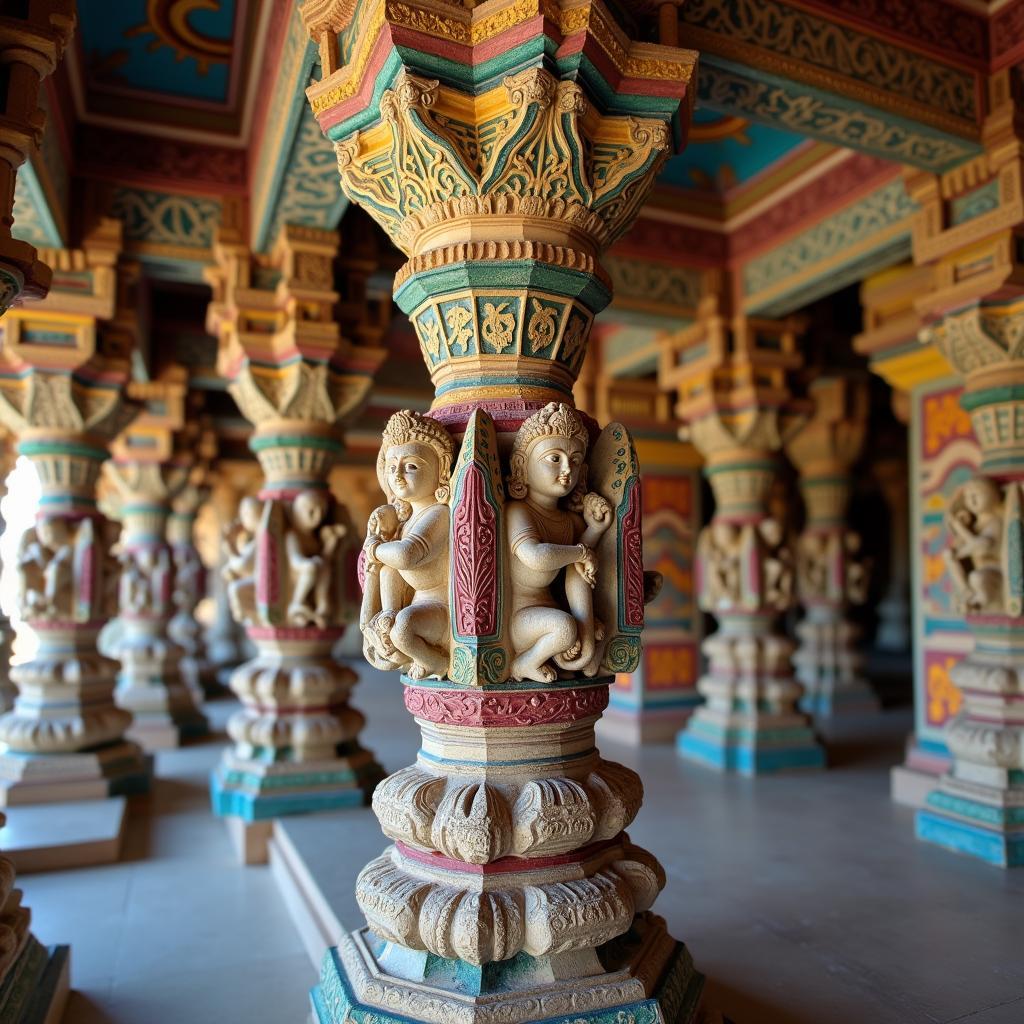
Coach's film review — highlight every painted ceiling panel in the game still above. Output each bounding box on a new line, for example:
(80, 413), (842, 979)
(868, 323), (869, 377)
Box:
(659, 107), (808, 193)
(78, 0), (238, 104)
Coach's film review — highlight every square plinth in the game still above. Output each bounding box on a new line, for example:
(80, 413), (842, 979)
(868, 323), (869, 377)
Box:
(311, 918), (704, 1024)
(677, 717), (826, 775)
(0, 797), (127, 873)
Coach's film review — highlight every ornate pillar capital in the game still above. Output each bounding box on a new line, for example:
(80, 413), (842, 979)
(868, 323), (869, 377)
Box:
(661, 301), (808, 513)
(304, 0), (696, 427)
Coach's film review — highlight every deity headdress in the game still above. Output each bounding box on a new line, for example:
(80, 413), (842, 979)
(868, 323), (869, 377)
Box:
(378, 410), (454, 504)
(508, 402), (590, 502)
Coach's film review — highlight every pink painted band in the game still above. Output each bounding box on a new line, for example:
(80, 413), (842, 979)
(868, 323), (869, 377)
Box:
(395, 835), (621, 875)
(403, 683), (609, 727)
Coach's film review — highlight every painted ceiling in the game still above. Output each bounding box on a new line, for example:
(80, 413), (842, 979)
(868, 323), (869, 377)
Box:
(78, 0), (237, 103)
(72, 0), (259, 135)
(659, 107), (809, 194)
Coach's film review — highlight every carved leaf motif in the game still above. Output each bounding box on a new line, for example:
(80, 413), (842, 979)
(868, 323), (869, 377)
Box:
(451, 463), (498, 637)
(430, 782), (511, 864)
(511, 778), (595, 857)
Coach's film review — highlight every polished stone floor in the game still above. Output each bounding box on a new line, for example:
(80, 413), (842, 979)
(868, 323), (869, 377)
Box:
(21, 666), (1024, 1024)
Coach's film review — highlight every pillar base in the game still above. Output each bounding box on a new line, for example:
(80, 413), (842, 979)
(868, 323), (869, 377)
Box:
(799, 680), (880, 718)
(890, 736), (950, 808)
(210, 746), (383, 823)
(916, 774), (1024, 868)
(311, 916), (704, 1024)
(677, 711), (825, 775)
(125, 705), (209, 751)
(0, 741), (151, 806)
(0, 940), (69, 1024)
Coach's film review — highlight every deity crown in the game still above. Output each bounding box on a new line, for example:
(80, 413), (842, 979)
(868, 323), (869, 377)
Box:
(508, 402), (590, 500)
(379, 410), (454, 502)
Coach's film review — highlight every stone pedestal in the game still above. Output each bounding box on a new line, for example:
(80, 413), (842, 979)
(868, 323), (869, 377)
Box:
(786, 376), (877, 718)
(301, 1), (708, 1020)
(205, 224), (387, 852)
(665, 310), (824, 774)
(0, 821), (69, 1023)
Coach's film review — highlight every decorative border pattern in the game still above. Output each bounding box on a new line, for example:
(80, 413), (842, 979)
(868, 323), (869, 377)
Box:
(403, 683), (609, 726)
(698, 59), (979, 173)
(740, 178), (916, 314)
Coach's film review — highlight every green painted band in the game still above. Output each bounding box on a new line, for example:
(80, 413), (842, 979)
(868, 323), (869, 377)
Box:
(20, 440), (107, 460)
(703, 461), (775, 477)
(250, 434), (342, 453)
(961, 385), (1024, 410)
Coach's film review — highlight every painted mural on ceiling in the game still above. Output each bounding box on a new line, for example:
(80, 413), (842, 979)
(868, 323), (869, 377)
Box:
(660, 107), (808, 193)
(78, 0), (241, 106)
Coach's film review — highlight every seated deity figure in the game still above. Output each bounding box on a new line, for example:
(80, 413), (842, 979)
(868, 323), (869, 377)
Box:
(361, 411), (453, 680)
(222, 496), (262, 626)
(506, 402), (612, 683)
(702, 521), (743, 609)
(759, 517), (794, 611)
(285, 489), (347, 629)
(119, 545), (172, 616)
(945, 476), (1004, 613)
(17, 517), (75, 619)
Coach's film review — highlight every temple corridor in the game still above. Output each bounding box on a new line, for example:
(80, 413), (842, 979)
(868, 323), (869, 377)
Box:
(19, 675), (1024, 1024)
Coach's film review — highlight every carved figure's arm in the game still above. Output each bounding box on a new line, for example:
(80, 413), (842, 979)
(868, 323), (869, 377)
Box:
(286, 532), (321, 571)
(375, 508), (443, 571)
(508, 504), (588, 573)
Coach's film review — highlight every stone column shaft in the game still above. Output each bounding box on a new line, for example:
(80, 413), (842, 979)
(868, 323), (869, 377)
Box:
(205, 222), (386, 851)
(665, 306), (825, 773)
(106, 377), (209, 750)
(0, 225), (150, 803)
(786, 375), (876, 718)
(301, 2), (709, 1021)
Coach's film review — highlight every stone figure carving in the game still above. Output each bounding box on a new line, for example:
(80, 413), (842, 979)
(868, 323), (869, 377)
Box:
(361, 411), (454, 679)
(172, 545), (203, 618)
(506, 403), (612, 683)
(699, 522), (744, 609)
(945, 477), (1004, 614)
(17, 517), (76, 618)
(285, 489), (347, 629)
(221, 495), (261, 626)
(118, 545), (173, 616)
(758, 517), (794, 610)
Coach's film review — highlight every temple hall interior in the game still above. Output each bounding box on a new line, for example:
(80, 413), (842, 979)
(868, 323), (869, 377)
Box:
(1, 1), (1023, 1023)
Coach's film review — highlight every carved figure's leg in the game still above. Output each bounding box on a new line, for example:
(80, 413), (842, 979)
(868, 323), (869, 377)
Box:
(287, 566), (317, 625)
(391, 604), (448, 679)
(510, 607), (578, 683)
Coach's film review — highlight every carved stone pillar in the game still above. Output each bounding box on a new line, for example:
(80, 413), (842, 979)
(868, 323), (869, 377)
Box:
(0, 821), (69, 1020)
(205, 222), (386, 857)
(0, 1), (75, 313)
(914, 304), (1024, 866)
(0, 441), (17, 713)
(663, 306), (825, 773)
(303, 2), (707, 1021)
(105, 376), (209, 751)
(785, 375), (877, 718)
(902, 69), (1024, 864)
(0, 227), (150, 804)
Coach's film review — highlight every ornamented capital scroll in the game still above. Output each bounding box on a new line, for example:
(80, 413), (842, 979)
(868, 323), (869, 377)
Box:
(304, 0), (696, 431)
